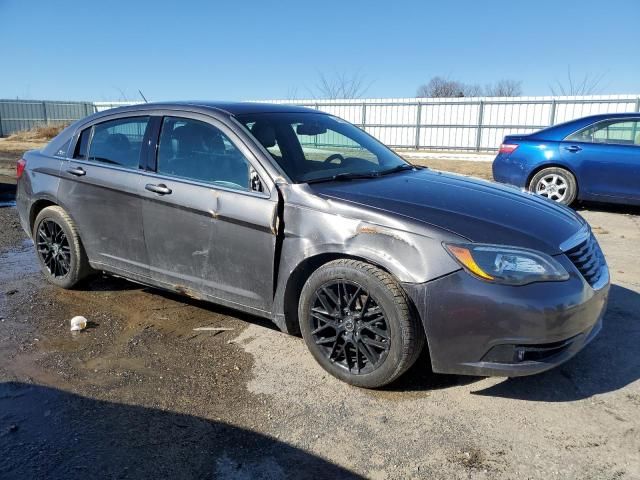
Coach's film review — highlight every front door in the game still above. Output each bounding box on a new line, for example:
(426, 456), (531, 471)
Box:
(58, 115), (152, 277)
(141, 114), (278, 313)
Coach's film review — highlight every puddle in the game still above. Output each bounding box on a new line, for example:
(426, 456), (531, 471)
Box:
(0, 239), (39, 283)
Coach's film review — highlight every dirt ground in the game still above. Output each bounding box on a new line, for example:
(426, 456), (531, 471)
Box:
(1, 139), (639, 479)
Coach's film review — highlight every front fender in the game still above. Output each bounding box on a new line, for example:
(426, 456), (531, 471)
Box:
(270, 199), (462, 333)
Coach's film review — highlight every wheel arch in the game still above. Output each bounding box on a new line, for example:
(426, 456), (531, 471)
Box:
(29, 198), (89, 257)
(281, 252), (423, 338)
(29, 198), (58, 232)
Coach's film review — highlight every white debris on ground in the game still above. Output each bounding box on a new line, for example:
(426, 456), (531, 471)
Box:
(70, 316), (88, 332)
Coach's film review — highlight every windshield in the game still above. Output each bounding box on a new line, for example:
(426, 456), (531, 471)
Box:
(236, 112), (409, 183)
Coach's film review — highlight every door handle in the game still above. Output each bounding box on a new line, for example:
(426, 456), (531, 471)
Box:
(564, 145), (582, 153)
(145, 183), (172, 195)
(66, 166), (86, 176)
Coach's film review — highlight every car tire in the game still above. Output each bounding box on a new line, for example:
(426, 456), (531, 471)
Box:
(33, 206), (94, 289)
(529, 167), (577, 205)
(298, 259), (425, 388)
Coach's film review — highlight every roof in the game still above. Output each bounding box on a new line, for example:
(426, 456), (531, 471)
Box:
(530, 111), (640, 140)
(99, 101), (320, 117)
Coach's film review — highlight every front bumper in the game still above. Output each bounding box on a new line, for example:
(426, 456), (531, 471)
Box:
(403, 255), (609, 377)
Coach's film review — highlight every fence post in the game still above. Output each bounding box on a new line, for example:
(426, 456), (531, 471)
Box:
(475, 100), (484, 152)
(361, 102), (367, 128)
(549, 99), (557, 126)
(42, 101), (49, 125)
(414, 102), (422, 150)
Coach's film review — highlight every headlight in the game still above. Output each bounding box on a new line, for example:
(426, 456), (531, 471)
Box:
(443, 243), (569, 285)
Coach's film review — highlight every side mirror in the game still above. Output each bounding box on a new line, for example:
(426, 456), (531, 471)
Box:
(250, 167), (263, 193)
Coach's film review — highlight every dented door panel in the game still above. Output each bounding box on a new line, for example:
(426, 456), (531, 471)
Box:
(141, 174), (278, 311)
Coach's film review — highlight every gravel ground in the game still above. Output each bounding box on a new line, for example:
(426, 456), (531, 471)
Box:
(0, 140), (639, 479)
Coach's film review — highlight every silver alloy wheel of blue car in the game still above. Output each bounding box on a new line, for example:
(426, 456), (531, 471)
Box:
(536, 173), (568, 202)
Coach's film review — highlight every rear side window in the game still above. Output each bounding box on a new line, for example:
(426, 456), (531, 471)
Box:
(84, 117), (150, 169)
(156, 116), (250, 191)
(567, 119), (640, 146)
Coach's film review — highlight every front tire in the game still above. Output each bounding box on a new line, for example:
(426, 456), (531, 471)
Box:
(33, 206), (94, 289)
(299, 259), (424, 388)
(529, 167), (577, 205)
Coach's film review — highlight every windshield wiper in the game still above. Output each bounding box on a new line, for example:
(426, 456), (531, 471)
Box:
(378, 164), (415, 175)
(305, 164), (415, 184)
(306, 171), (382, 184)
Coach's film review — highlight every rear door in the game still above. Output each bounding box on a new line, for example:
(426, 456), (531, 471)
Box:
(58, 115), (152, 278)
(561, 118), (640, 201)
(140, 113), (278, 313)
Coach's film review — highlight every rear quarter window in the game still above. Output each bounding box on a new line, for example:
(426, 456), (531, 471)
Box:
(74, 128), (91, 159)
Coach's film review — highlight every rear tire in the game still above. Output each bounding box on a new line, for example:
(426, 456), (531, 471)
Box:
(33, 206), (94, 289)
(529, 167), (577, 206)
(298, 259), (424, 388)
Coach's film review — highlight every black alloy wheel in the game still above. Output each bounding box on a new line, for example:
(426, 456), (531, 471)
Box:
(310, 280), (390, 374)
(36, 219), (71, 278)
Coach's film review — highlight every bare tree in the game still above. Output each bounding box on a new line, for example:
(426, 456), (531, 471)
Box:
(416, 76), (466, 97)
(311, 71), (372, 99)
(485, 79), (522, 97)
(463, 83), (484, 97)
(418, 76), (524, 98)
(285, 86), (299, 100)
(112, 86), (135, 101)
(550, 67), (607, 96)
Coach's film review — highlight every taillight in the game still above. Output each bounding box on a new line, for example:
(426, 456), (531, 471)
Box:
(498, 143), (519, 154)
(16, 158), (26, 179)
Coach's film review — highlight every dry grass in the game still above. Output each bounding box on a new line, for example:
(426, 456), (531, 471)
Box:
(6, 123), (68, 142)
(0, 137), (47, 163)
(407, 157), (493, 181)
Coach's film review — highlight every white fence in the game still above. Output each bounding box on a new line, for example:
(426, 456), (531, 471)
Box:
(264, 95), (640, 152)
(87, 96), (640, 152)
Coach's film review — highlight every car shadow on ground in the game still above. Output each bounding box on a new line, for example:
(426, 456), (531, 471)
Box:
(387, 284), (640, 399)
(576, 201), (640, 216)
(0, 382), (362, 480)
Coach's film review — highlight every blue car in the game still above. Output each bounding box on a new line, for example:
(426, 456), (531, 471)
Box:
(493, 113), (640, 206)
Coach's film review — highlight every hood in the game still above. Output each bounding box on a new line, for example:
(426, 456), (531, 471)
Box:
(310, 169), (586, 255)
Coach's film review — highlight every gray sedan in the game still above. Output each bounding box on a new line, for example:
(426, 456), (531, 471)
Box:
(16, 102), (609, 388)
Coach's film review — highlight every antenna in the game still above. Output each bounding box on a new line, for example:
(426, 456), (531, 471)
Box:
(138, 90), (148, 103)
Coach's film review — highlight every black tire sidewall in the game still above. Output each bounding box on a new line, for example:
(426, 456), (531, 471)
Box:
(299, 263), (409, 388)
(529, 167), (577, 205)
(33, 207), (83, 289)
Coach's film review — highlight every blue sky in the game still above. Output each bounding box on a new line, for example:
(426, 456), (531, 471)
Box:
(1, 0), (638, 101)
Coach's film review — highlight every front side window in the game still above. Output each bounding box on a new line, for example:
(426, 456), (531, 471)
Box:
(84, 116), (150, 169)
(156, 117), (250, 191)
(567, 119), (640, 146)
(237, 112), (408, 183)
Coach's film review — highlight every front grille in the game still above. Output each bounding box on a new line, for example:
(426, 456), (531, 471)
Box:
(565, 234), (605, 287)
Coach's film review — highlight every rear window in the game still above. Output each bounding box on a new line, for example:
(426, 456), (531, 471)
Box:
(88, 117), (150, 169)
(73, 117), (150, 168)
